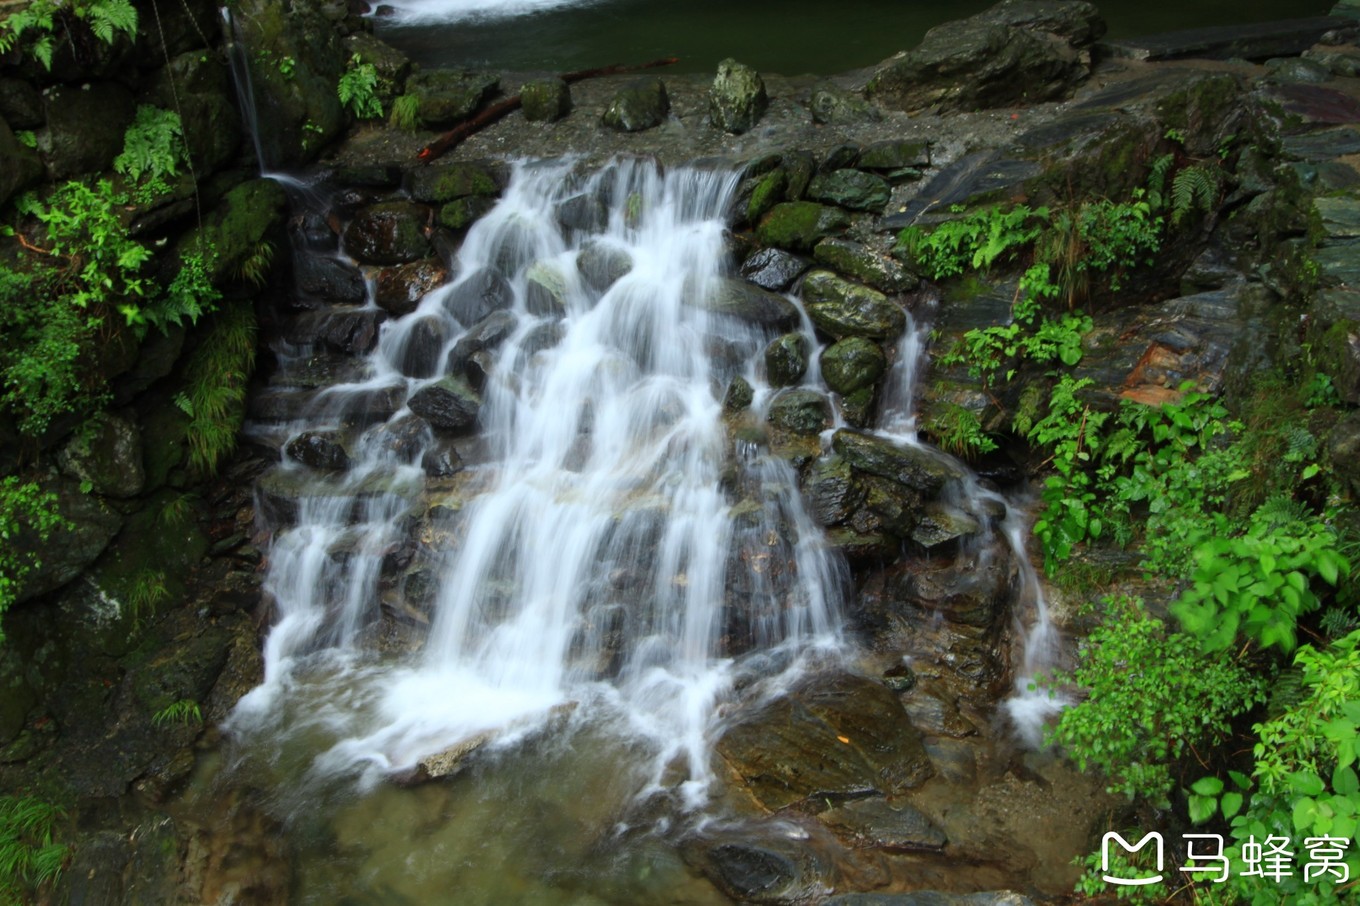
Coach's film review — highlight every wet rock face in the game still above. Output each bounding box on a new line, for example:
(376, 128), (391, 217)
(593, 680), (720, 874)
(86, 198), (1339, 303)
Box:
(821, 337), (888, 395)
(285, 431), (351, 471)
(866, 0), (1105, 113)
(294, 254), (367, 305)
(375, 259), (449, 317)
(806, 169), (892, 213)
(602, 77), (670, 132)
(740, 248), (811, 291)
(443, 268), (513, 325)
(408, 375), (482, 435)
(344, 202), (432, 265)
(699, 278), (800, 330)
(715, 671), (934, 810)
(408, 70), (499, 127)
(765, 333), (810, 387)
(709, 58), (768, 134)
(57, 413), (145, 498)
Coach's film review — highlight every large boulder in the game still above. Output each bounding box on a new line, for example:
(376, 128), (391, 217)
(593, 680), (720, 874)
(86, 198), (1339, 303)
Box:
(56, 413), (145, 498)
(695, 278), (800, 330)
(710, 59), (768, 134)
(865, 0), (1105, 113)
(408, 376), (481, 435)
(821, 337), (888, 395)
(40, 82), (135, 179)
(801, 270), (906, 339)
(343, 202), (432, 266)
(757, 202), (850, 253)
(408, 70), (499, 128)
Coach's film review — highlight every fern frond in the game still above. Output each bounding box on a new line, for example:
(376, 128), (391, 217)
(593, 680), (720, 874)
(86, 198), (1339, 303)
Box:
(1170, 166), (1218, 225)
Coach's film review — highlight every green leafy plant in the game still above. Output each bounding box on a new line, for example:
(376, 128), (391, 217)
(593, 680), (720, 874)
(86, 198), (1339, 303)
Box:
(174, 302), (257, 476)
(0, 0), (136, 68)
(1042, 596), (1266, 804)
(389, 93), (421, 131)
(0, 478), (65, 642)
(922, 402), (997, 457)
(151, 698), (202, 727)
(0, 795), (66, 903)
(113, 106), (186, 185)
(338, 54), (383, 120)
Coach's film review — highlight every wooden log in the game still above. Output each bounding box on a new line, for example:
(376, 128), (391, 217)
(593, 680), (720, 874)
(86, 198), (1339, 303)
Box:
(417, 57), (680, 163)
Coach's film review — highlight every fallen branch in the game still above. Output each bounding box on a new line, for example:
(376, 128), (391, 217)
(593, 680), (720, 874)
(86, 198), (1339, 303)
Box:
(416, 57), (680, 164)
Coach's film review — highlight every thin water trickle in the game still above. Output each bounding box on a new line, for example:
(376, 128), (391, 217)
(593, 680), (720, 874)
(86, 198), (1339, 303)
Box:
(233, 159), (846, 808)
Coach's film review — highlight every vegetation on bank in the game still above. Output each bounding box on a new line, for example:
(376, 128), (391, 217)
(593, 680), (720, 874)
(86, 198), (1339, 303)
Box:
(901, 137), (1359, 903)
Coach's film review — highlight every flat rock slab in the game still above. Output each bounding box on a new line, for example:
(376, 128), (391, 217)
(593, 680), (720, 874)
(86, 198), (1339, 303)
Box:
(882, 152), (1041, 228)
(715, 671), (933, 811)
(1263, 84), (1360, 128)
(818, 797), (948, 852)
(1283, 125), (1360, 160)
(1102, 17), (1355, 62)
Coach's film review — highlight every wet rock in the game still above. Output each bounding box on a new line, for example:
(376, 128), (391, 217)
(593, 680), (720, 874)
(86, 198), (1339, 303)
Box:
(422, 442), (464, 478)
(0, 117), (42, 210)
(294, 254), (366, 304)
(447, 310), (518, 375)
(699, 278), (800, 330)
(765, 333), (810, 387)
(802, 271), (906, 340)
(1103, 16), (1351, 62)
(911, 503), (983, 548)
(439, 196), (498, 232)
(1265, 57), (1331, 84)
(858, 140), (932, 171)
(691, 837), (830, 905)
(818, 797), (947, 852)
(57, 413), (144, 498)
(819, 144), (861, 173)
(782, 150), (817, 200)
(757, 202), (851, 252)
(408, 69), (499, 127)
(810, 84), (881, 125)
(715, 671), (933, 810)
(866, 0), (1104, 113)
(767, 389), (832, 435)
(525, 260), (572, 316)
(398, 316), (450, 378)
(806, 169), (891, 212)
(401, 732), (491, 783)
(521, 77), (572, 122)
(725, 375), (755, 412)
(814, 238), (918, 293)
(832, 430), (961, 494)
(257, 464), (421, 526)
(375, 259), (449, 317)
(740, 248), (811, 291)
(577, 242), (634, 292)
(284, 431), (351, 471)
(443, 268), (513, 325)
(41, 82), (136, 178)
(821, 337), (888, 395)
(342, 32), (411, 89)
(286, 307), (388, 355)
(408, 160), (501, 204)
(409, 375), (482, 435)
(0, 77), (42, 128)
(806, 456), (865, 526)
(557, 193), (609, 233)
(824, 893), (1035, 906)
(13, 477), (122, 603)
(602, 77), (670, 132)
(343, 201), (431, 265)
(710, 58), (768, 134)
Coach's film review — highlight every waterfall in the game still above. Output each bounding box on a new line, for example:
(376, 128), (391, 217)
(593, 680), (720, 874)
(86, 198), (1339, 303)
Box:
(219, 7), (267, 173)
(232, 159), (845, 804)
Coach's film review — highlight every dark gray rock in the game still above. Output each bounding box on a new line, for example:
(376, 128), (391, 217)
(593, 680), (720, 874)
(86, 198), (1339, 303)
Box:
(447, 310), (518, 375)
(408, 160), (501, 204)
(866, 0), (1104, 113)
(602, 78), (670, 132)
(814, 238), (918, 293)
(806, 169), (891, 212)
(295, 254), (366, 304)
(13, 478), (122, 603)
(422, 442), (464, 478)
(408, 376), (481, 434)
(809, 84), (881, 125)
(725, 375), (755, 411)
(285, 431), (351, 471)
(0, 77), (42, 128)
(710, 59), (768, 134)
(806, 456), (864, 526)
(577, 242), (634, 293)
(57, 413), (144, 498)
(557, 193), (609, 233)
(818, 797), (947, 851)
(697, 278), (800, 330)
(40, 82), (135, 179)
(0, 117), (42, 210)
(408, 70), (499, 127)
(767, 389), (832, 435)
(821, 337), (888, 395)
(397, 316), (450, 378)
(740, 248), (811, 291)
(1103, 16), (1352, 62)
(858, 139), (933, 171)
(286, 307), (388, 355)
(833, 430), (962, 494)
(443, 268), (513, 325)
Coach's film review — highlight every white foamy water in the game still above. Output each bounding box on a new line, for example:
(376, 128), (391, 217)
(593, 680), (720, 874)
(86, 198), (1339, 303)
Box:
(373, 0), (597, 25)
(233, 159), (846, 804)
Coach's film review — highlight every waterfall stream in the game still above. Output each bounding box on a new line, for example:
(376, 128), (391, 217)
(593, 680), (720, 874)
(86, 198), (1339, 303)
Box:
(233, 160), (845, 806)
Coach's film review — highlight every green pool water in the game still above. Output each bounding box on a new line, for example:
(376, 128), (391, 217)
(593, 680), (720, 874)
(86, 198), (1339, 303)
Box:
(375, 0), (1338, 75)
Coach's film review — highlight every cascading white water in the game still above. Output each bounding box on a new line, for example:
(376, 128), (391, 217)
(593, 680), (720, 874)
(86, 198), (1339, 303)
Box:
(233, 159), (845, 806)
(871, 303), (1067, 746)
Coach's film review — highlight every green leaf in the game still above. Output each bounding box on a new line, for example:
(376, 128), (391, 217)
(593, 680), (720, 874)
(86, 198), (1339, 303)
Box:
(1191, 776), (1224, 796)
(1221, 791), (1243, 819)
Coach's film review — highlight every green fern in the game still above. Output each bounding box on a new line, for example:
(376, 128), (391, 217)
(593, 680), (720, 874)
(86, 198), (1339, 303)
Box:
(178, 302), (257, 476)
(113, 106), (185, 184)
(337, 54), (383, 120)
(151, 698), (202, 727)
(1169, 166), (1218, 225)
(0, 795), (66, 901)
(85, 0), (137, 45)
(1145, 153), (1175, 210)
(233, 240), (275, 288)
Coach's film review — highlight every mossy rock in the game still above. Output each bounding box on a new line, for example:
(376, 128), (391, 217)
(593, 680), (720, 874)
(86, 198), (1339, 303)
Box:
(767, 389), (832, 435)
(744, 168), (788, 224)
(813, 238), (918, 293)
(832, 428), (963, 493)
(56, 412), (145, 499)
(801, 270), (906, 340)
(521, 78), (572, 122)
(439, 196), (497, 232)
(602, 78), (670, 132)
(806, 169), (891, 212)
(177, 178), (288, 285)
(408, 160), (501, 204)
(344, 201), (432, 265)
(709, 58), (768, 134)
(756, 202), (850, 253)
(765, 332), (809, 387)
(821, 337), (887, 395)
(407, 70), (499, 128)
